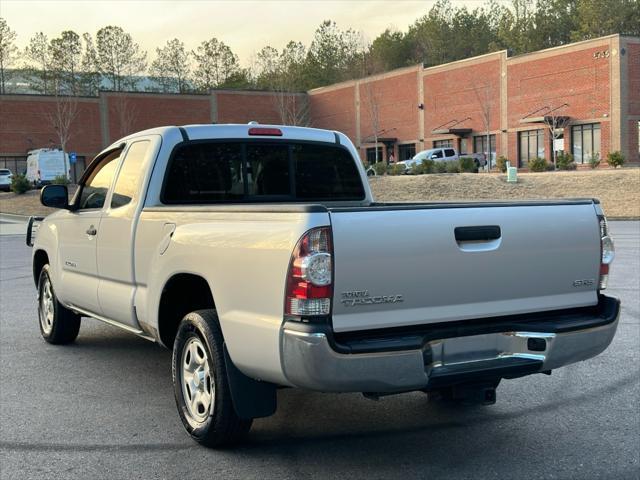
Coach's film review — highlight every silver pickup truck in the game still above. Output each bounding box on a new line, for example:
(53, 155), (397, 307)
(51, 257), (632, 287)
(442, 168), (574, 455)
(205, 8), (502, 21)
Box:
(28, 124), (620, 448)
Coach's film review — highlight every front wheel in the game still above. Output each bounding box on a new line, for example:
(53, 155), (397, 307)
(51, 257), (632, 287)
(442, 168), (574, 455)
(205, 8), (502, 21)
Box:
(172, 309), (252, 448)
(37, 265), (81, 344)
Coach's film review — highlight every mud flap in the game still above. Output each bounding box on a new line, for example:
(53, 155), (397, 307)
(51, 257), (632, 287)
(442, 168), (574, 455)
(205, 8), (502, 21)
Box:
(223, 344), (277, 420)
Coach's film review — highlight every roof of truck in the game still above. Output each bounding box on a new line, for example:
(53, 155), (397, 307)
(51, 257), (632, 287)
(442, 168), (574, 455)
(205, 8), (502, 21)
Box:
(114, 123), (342, 147)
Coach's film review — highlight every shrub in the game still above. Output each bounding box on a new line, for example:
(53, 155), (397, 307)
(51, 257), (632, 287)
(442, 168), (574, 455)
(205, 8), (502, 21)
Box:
(10, 174), (31, 194)
(445, 161), (460, 173)
(527, 157), (548, 172)
(388, 164), (406, 176)
(556, 152), (576, 170)
(51, 175), (70, 185)
(458, 157), (477, 173)
(589, 152), (601, 169)
(410, 159), (434, 175)
(496, 156), (510, 173)
(433, 161), (447, 173)
(607, 151), (625, 169)
(373, 162), (387, 176)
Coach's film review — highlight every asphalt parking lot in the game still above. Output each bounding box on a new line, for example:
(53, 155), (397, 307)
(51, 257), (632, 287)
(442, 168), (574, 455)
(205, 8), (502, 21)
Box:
(0, 222), (638, 480)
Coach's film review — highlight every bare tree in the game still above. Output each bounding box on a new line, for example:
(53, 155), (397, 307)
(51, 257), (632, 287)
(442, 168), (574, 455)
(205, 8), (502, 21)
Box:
(274, 92), (310, 126)
(0, 18), (18, 94)
(473, 81), (494, 170)
(112, 94), (137, 139)
(541, 102), (570, 168)
(362, 78), (383, 165)
(46, 93), (79, 158)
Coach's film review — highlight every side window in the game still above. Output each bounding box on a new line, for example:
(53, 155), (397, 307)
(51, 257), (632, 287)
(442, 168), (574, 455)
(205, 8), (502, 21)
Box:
(111, 141), (150, 208)
(431, 150), (444, 159)
(77, 150), (122, 210)
(445, 149), (456, 157)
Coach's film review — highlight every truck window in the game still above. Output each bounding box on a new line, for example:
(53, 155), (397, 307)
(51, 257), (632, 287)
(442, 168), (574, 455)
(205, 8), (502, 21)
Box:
(431, 150), (443, 159)
(246, 144), (291, 196)
(163, 143), (244, 203)
(162, 141), (364, 203)
(111, 141), (150, 208)
(445, 149), (456, 157)
(77, 150), (121, 210)
(292, 143), (364, 200)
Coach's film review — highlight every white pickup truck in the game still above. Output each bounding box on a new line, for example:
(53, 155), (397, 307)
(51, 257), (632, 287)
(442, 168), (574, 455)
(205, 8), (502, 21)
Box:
(28, 124), (620, 448)
(397, 147), (486, 172)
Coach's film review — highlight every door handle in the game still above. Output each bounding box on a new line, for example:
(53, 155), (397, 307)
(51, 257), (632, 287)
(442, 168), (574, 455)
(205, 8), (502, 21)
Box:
(86, 226), (97, 236)
(454, 225), (501, 242)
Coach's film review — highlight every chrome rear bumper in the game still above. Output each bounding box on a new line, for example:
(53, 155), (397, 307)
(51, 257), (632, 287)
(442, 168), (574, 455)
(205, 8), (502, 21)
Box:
(281, 296), (620, 393)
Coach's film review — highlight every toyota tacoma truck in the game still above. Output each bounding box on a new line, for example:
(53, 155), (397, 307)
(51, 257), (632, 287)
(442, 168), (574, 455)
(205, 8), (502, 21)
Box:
(28, 124), (620, 448)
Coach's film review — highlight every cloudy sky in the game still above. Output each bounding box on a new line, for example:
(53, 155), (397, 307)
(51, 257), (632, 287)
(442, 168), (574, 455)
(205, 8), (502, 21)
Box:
(1, 0), (501, 65)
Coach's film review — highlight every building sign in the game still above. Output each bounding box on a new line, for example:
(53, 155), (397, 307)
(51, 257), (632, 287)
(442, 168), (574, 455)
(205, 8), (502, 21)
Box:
(593, 50), (610, 59)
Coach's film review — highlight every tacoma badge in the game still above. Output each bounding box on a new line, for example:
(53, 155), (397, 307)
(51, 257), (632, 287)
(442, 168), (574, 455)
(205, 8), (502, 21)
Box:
(341, 290), (404, 307)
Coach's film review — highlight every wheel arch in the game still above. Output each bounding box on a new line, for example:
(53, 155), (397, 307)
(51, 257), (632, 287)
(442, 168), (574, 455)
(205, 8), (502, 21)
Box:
(157, 272), (216, 348)
(33, 249), (49, 286)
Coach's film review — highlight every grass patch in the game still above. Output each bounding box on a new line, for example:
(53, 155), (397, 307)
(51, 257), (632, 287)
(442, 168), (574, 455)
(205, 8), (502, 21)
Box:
(369, 169), (640, 219)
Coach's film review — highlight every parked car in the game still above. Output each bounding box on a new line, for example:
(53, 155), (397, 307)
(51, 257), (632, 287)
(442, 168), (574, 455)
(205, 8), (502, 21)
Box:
(26, 149), (71, 187)
(398, 148), (486, 172)
(28, 123), (619, 448)
(0, 169), (13, 191)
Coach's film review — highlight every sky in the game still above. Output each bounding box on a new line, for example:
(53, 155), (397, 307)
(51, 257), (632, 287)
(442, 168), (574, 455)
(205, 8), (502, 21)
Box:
(1, 0), (503, 66)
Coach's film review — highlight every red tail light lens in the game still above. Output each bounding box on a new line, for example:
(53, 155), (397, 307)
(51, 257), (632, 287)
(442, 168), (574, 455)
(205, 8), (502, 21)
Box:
(285, 227), (333, 317)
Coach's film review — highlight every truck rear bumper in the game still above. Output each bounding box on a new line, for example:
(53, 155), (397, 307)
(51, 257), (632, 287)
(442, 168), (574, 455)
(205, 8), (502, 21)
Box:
(280, 295), (620, 393)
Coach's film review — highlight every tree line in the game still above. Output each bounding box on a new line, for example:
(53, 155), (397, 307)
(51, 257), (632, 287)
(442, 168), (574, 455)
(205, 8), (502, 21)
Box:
(0, 0), (638, 96)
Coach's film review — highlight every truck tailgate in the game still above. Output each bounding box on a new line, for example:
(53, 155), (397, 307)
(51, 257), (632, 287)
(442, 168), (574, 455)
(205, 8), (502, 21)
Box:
(329, 201), (601, 333)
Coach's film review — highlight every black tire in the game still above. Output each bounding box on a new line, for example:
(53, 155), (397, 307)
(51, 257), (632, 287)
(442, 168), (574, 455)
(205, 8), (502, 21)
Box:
(172, 309), (252, 448)
(37, 264), (81, 344)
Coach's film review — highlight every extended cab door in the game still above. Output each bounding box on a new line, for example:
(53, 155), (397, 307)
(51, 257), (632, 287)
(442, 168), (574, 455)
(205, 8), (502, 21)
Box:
(96, 139), (154, 327)
(55, 148), (123, 314)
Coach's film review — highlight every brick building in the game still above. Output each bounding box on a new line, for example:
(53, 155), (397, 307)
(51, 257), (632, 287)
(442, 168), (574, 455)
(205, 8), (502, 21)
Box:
(310, 34), (639, 168)
(0, 34), (638, 180)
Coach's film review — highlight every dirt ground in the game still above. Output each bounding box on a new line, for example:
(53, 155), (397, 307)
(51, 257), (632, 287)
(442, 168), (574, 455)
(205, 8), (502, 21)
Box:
(1, 169), (638, 218)
(370, 169), (640, 219)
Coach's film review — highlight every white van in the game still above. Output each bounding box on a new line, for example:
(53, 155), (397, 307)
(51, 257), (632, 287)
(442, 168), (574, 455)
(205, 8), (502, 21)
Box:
(26, 149), (71, 186)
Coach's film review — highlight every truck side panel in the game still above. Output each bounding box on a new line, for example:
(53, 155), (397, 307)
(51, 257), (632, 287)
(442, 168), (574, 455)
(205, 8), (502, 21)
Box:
(134, 209), (331, 385)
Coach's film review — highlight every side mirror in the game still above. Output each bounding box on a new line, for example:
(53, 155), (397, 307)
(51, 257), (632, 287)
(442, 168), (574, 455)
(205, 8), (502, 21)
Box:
(40, 184), (70, 209)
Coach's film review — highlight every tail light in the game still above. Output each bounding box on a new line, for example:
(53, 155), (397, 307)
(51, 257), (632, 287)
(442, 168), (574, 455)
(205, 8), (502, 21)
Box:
(598, 215), (615, 290)
(285, 226), (333, 317)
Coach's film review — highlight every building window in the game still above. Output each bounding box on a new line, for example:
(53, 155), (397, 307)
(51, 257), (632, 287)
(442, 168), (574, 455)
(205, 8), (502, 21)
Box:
(518, 130), (544, 167)
(398, 144), (416, 161)
(474, 134), (496, 163)
(572, 123), (600, 164)
(433, 139), (452, 148)
(365, 147), (383, 164)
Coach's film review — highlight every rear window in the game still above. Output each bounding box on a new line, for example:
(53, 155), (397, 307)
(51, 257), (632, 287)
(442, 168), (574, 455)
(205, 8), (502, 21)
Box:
(0, 169), (10, 175)
(162, 141), (365, 204)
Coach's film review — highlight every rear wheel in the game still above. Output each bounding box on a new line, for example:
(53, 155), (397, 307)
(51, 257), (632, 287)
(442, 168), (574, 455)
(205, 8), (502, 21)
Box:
(37, 265), (81, 344)
(172, 309), (252, 448)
